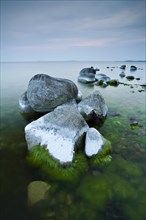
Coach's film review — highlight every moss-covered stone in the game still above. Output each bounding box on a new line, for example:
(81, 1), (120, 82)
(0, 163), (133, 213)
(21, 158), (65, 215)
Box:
(89, 138), (112, 167)
(27, 145), (88, 182)
(108, 80), (119, 86)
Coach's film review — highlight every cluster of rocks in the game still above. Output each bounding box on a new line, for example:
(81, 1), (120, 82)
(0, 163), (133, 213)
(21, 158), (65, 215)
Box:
(78, 67), (119, 87)
(120, 65), (137, 71)
(20, 74), (109, 164)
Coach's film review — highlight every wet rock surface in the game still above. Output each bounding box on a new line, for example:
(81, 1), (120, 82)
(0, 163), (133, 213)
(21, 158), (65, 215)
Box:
(27, 74), (78, 112)
(78, 90), (108, 123)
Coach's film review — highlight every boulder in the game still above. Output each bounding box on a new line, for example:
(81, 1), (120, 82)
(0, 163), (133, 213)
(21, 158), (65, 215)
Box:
(27, 74), (78, 112)
(78, 91), (108, 123)
(126, 76), (135, 80)
(130, 65), (137, 71)
(25, 101), (89, 164)
(120, 65), (126, 70)
(95, 73), (111, 82)
(119, 71), (125, 77)
(85, 128), (105, 157)
(19, 91), (35, 114)
(78, 67), (97, 83)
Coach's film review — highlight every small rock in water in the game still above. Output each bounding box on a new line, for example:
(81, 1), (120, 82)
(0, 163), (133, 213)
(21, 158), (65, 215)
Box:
(130, 65), (137, 71)
(120, 65), (126, 70)
(119, 71), (125, 77)
(126, 76), (135, 80)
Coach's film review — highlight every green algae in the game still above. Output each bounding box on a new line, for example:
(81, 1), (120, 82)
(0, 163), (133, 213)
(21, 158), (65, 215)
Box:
(27, 145), (88, 182)
(89, 139), (112, 167)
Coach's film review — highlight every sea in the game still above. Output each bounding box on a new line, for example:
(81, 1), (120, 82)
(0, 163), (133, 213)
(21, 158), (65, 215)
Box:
(0, 61), (146, 220)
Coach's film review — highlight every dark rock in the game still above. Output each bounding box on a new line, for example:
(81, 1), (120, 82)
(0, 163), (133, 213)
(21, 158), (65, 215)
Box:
(108, 80), (119, 86)
(78, 67), (97, 83)
(119, 71), (125, 77)
(126, 76), (135, 80)
(120, 65), (126, 70)
(78, 90), (108, 123)
(130, 65), (137, 71)
(136, 78), (140, 80)
(27, 74), (78, 112)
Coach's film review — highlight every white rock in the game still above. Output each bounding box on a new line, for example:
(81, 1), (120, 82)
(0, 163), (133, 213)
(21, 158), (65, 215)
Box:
(25, 102), (89, 164)
(85, 127), (105, 157)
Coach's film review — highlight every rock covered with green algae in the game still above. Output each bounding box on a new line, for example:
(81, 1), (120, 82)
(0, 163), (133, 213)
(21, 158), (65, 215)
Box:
(27, 145), (88, 181)
(25, 101), (88, 164)
(24, 90), (112, 181)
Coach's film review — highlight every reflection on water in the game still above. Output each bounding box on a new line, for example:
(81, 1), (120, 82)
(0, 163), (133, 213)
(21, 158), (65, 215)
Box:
(0, 61), (146, 220)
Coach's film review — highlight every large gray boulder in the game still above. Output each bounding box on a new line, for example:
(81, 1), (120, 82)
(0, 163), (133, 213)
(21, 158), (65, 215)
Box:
(78, 67), (97, 83)
(78, 90), (108, 123)
(27, 74), (78, 112)
(25, 101), (89, 164)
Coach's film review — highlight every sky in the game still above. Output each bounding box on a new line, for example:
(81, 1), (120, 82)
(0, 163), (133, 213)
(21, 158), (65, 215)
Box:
(1, 0), (146, 61)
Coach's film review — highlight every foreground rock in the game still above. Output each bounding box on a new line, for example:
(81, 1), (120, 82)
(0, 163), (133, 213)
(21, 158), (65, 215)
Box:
(78, 91), (108, 123)
(27, 74), (78, 112)
(78, 67), (97, 83)
(25, 101), (88, 164)
(85, 128), (105, 157)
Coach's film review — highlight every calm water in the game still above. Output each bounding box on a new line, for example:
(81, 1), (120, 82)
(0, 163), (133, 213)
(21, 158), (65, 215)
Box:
(0, 61), (146, 220)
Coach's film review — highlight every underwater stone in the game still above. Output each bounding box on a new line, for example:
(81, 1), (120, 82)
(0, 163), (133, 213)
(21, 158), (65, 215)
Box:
(78, 90), (108, 122)
(27, 74), (78, 112)
(85, 128), (105, 157)
(25, 101), (89, 164)
(27, 181), (51, 206)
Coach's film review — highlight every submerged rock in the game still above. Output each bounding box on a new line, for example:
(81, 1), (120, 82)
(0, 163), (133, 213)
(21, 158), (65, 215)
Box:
(85, 128), (105, 157)
(78, 67), (97, 83)
(25, 101), (88, 164)
(27, 181), (51, 207)
(27, 74), (78, 112)
(78, 90), (108, 123)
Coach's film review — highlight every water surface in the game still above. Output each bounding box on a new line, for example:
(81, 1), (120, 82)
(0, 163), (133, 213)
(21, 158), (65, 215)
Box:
(0, 61), (146, 220)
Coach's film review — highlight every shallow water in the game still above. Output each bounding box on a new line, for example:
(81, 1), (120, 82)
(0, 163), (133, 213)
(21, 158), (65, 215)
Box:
(0, 61), (146, 220)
